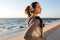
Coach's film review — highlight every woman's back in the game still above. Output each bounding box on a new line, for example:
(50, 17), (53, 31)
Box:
(25, 15), (41, 37)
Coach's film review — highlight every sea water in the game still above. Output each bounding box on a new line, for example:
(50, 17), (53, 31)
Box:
(0, 18), (60, 37)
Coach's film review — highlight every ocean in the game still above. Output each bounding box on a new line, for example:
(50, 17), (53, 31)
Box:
(0, 18), (60, 37)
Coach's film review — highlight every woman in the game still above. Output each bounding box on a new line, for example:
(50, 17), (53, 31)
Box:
(24, 2), (43, 40)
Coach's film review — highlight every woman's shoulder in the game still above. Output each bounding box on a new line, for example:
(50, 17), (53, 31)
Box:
(35, 16), (42, 21)
(25, 16), (40, 23)
(33, 16), (40, 22)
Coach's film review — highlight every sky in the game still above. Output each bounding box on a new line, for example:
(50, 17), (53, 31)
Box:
(0, 0), (60, 18)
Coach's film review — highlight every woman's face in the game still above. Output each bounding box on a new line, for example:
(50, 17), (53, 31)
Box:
(35, 3), (42, 14)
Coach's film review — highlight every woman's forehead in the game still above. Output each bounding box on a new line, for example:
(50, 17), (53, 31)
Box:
(36, 3), (42, 9)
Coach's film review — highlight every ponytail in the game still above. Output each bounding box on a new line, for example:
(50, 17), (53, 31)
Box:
(25, 6), (31, 17)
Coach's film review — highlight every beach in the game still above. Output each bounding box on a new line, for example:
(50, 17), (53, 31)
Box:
(0, 0), (60, 40)
(0, 20), (59, 40)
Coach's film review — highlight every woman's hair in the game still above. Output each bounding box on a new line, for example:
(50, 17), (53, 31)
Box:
(25, 6), (31, 17)
(25, 2), (38, 17)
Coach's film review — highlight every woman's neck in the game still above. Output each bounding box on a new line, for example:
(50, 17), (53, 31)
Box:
(33, 12), (38, 16)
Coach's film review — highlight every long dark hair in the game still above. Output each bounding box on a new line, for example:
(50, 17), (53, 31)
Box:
(25, 2), (38, 17)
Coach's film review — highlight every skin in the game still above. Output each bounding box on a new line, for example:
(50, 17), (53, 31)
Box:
(33, 3), (42, 16)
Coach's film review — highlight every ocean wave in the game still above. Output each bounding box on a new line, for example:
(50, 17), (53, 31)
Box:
(0, 28), (7, 32)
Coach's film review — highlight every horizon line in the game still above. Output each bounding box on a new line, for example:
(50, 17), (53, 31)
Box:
(0, 17), (60, 18)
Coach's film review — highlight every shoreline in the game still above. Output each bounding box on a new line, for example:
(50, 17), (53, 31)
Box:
(0, 20), (60, 40)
